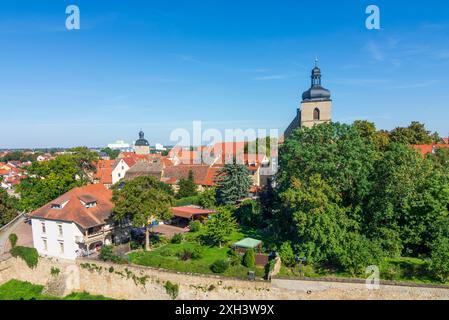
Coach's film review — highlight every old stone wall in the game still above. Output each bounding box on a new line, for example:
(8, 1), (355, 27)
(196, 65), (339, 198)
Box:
(1, 256), (449, 300)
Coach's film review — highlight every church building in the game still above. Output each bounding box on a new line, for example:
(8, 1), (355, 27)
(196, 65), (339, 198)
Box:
(134, 130), (150, 155)
(285, 61), (332, 137)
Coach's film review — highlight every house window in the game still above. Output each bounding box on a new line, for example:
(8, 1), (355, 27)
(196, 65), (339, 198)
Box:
(42, 238), (48, 251)
(41, 222), (46, 234)
(313, 108), (320, 121)
(59, 242), (64, 255)
(118, 173), (121, 178)
(121, 166), (124, 170)
(58, 224), (63, 237)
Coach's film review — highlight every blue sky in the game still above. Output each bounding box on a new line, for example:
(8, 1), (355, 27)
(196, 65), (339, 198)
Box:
(1, 0), (449, 148)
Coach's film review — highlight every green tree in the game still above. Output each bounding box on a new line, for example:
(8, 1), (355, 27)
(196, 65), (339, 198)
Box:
(278, 242), (296, 267)
(198, 187), (216, 208)
(280, 122), (376, 214)
(243, 249), (255, 269)
(112, 176), (174, 251)
(101, 147), (120, 160)
(0, 189), (18, 227)
(203, 207), (237, 247)
(177, 170), (198, 199)
(216, 164), (252, 205)
(337, 232), (383, 276)
(279, 174), (350, 265)
(366, 143), (449, 256)
(15, 148), (99, 212)
(390, 121), (433, 145)
(235, 199), (262, 228)
(429, 236), (449, 283)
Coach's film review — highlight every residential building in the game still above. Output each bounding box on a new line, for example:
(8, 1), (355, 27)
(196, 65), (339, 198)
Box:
(29, 184), (129, 260)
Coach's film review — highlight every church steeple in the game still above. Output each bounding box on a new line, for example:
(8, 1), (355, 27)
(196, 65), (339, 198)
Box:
(302, 60), (331, 102)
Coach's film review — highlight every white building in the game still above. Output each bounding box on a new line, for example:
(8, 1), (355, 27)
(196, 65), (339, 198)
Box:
(111, 158), (136, 184)
(29, 184), (127, 260)
(107, 140), (131, 151)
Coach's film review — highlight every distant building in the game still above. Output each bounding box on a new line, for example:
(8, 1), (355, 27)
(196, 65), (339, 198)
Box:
(155, 143), (166, 151)
(107, 140), (131, 151)
(134, 131), (150, 155)
(285, 60), (332, 138)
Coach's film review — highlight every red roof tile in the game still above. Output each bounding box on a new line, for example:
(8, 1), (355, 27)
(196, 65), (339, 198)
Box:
(30, 184), (113, 229)
(171, 206), (215, 219)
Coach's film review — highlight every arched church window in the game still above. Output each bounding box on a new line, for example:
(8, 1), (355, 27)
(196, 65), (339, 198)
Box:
(313, 108), (320, 120)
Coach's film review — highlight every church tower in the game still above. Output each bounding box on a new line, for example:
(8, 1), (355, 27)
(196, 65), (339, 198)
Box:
(285, 60), (332, 137)
(134, 130), (150, 155)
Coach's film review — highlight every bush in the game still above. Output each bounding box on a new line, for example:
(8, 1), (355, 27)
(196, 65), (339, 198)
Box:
(243, 249), (255, 269)
(171, 233), (183, 244)
(279, 242), (296, 267)
(8, 233), (18, 248)
(210, 259), (229, 274)
(50, 267), (60, 277)
(160, 247), (176, 257)
(175, 196), (200, 207)
(10, 246), (39, 269)
(189, 220), (202, 233)
(164, 281), (179, 300)
(177, 249), (193, 261)
(429, 236), (449, 283)
(227, 249), (241, 266)
(99, 245), (126, 264)
(191, 246), (204, 260)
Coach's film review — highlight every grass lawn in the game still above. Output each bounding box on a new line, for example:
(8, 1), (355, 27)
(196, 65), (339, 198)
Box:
(278, 257), (447, 286)
(128, 241), (265, 279)
(0, 279), (113, 300)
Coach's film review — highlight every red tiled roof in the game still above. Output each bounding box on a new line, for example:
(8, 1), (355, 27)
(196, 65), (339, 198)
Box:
(30, 184), (113, 229)
(171, 206), (215, 219)
(94, 160), (115, 185)
(443, 138), (449, 144)
(412, 144), (449, 155)
(162, 165), (220, 186)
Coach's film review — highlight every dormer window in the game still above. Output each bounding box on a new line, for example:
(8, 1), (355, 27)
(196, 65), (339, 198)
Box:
(85, 201), (97, 208)
(51, 204), (61, 209)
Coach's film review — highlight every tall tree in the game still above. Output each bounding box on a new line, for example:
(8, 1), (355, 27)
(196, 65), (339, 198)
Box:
(177, 170), (198, 198)
(215, 164), (252, 205)
(112, 176), (174, 250)
(0, 189), (18, 227)
(390, 121), (434, 145)
(203, 206), (237, 247)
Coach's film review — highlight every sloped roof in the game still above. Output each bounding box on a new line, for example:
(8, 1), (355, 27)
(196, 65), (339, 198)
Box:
(233, 238), (262, 249)
(171, 206), (215, 219)
(30, 184), (113, 229)
(162, 165), (220, 186)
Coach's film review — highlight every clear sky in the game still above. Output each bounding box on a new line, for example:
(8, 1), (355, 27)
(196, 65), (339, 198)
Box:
(1, 0), (449, 148)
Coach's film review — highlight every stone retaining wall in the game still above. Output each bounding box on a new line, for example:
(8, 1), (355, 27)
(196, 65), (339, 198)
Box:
(1, 256), (449, 300)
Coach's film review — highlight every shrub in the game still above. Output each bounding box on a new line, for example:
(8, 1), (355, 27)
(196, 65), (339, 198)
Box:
(243, 249), (255, 269)
(171, 233), (183, 244)
(164, 281), (179, 300)
(50, 267), (60, 277)
(8, 233), (18, 248)
(210, 259), (229, 274)
(227, 249), (241, 266)
(178, 249), (193, 261)
(429, 236), (449, 282)
(191, 246), (204, 260)
(99, 245), (126, 264)
(10, 246), (39, 269)
(160, 248), (176, 257)
(189, 220), (202, 233)
(278, 242), (296, 267)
